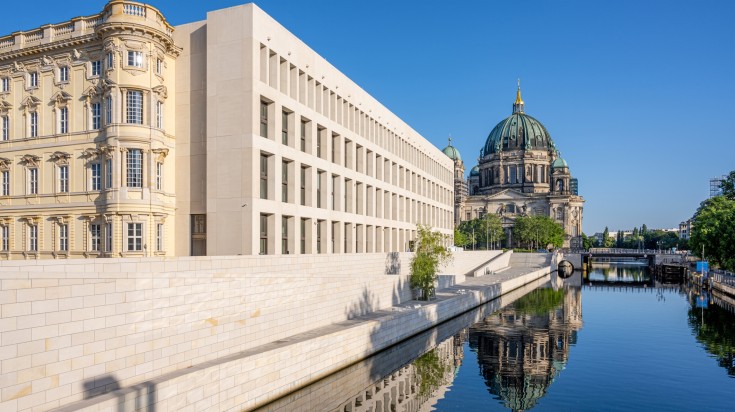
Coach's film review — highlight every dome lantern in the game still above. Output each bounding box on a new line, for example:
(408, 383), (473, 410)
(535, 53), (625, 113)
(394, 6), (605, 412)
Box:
(513, 78), (524, 114)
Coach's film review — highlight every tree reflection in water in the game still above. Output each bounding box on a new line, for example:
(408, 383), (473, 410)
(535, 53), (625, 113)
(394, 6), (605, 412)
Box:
(688, 290), (735, 377)
(469, 285), (583, 411)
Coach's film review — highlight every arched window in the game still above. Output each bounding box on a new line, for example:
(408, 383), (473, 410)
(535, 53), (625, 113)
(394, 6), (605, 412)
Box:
(556, 179), (564, 192)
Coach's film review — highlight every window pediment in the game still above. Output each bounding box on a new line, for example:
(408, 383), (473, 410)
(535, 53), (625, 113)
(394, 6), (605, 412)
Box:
(20, 95), (42, 109)
(49, 151), (71, 165)
(0, 157), (11, 171)
(51, 90), (73, 105)
(152, 85), (167, 99)
(20, 154), (41, 167)
(0, 99), (11, 113)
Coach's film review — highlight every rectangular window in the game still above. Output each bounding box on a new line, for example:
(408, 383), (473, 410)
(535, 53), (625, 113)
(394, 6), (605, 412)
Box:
(105, 95), (113, 125)
(30, 112), (38, 137)
(281, 111), (289, 145)
(127, 223), (142, 251)
(1, 77), (9, 92)
(155, 162), (163, 190)
(281, 160), (288, 202)
(59, 224), (68, 252)
(300, 218), (306, 254)
(91, 60), (102, 77)
(90, 224), (101, 252)
(126, 90), (143, 124)
(29, 168), (38, 194)
(29, 72), (38, 88)
(259, 214), (268, 255)
(1, 225), (8, 251)
(156, 58), (163, 75)
(317, 171), (323, 208)
(59, 66), (69, 83)
(300, 166), (307, 206)
(127, 51), (143, 68)
(1, 115), (8, 140)
(281, 216), (289, 254)
(92, 102), (101, 130)
(260, 154), (268, 199)
(106, 52), (114, 70)
(59, 107), (69, 134)
(91, 163), (101, 191)
(260, 101), (268, 138)
(316, 220), (322, 254)
(156, 223), (163, 251)
(105, 158), (113, 188)
(1, 170), (8, 196)
(155, 101), (163, 129)
(300, 120), (307, 152)
(126, 149), (142, 188)
(59, 165), (69, 193)
(106, 222), (113, 252)
(29, 225), (37, 252)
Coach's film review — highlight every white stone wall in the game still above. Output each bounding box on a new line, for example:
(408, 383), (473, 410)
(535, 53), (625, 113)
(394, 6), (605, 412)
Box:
(0, 252), (420, 411)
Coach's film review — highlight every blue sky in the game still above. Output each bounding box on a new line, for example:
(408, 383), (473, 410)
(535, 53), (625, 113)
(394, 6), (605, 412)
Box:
(2, 0), (733, 234)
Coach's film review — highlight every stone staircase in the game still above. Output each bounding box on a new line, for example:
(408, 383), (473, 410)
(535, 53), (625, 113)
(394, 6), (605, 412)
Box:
(509, 252), (552, 268)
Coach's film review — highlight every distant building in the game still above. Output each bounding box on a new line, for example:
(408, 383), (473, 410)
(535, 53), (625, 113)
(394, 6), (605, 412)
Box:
(444, 84), (585, 247)
(679, 220), (692, 240)
(710, 175), (726, 197)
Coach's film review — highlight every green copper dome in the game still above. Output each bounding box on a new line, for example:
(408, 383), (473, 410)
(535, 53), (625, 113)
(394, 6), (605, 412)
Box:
(483, 112), (555, 155)
(442, 144), (462, 161)
(552, 157), (569, 169)
(470, 165), (480, 176)
(482, 85), (556, 156)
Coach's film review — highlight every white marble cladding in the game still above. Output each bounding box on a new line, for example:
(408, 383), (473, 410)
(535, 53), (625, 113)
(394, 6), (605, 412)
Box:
(0, 252), (424, 411)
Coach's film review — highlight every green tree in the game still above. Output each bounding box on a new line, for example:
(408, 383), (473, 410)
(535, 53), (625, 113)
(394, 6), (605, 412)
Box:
(601, 226), (615, 247)
(410, 225), (452, 300)
(581, 233), (593, 249)
(690, 196), (735, 271)
(720, 170), (735, 199)
(453, 228), (469, 248)
(512, 215), (565, 249)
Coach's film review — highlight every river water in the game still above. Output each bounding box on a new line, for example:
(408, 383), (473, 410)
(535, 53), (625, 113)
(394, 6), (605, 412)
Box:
(258, 263), (735, 411)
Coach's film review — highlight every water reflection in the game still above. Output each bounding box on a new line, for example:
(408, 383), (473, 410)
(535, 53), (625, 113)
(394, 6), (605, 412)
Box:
(468, 280), (583, 411)
(254, 275), (550, 412)
(687, 288), (735, 378)
(587, 262), (651, 283)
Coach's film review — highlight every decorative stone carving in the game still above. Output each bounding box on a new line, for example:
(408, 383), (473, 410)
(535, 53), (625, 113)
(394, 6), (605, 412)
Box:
(49, 151), (71, 165)
(20, 154), (41, 167)
(151, 148), (169, 163)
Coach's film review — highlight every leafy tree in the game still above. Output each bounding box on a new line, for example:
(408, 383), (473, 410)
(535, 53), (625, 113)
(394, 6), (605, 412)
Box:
(453, 228), (469, 248)
(641, 224), (648, 236)
(456, 214), (504, 249)
(581, 233), (593, 249)
(720, 170), (735, 200)
(601, 226), (615, 247)
(512, 215), (565, 249)
(690, 196), (735, 271)
(410, 225), (452, 300)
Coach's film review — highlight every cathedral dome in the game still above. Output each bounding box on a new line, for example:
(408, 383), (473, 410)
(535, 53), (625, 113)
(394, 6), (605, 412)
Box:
(470, 165), (480, 176)
(482, 84), (556, 156)
(442, 138), (461, 161)
(552, 157), (569, 169)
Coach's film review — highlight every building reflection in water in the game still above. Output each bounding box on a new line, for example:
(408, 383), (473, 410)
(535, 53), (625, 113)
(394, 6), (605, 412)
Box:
(469, 278), (583, 411)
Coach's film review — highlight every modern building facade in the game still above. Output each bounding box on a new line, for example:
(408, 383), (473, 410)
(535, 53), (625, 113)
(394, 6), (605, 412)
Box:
(0, 1), (454, 259)
(447, 84), (585, 247)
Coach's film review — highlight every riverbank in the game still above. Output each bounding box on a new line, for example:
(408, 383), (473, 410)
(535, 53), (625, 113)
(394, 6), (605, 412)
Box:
(0, 251), (552, 411)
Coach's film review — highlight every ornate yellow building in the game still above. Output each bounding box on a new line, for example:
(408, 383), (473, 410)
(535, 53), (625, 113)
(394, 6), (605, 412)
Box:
(0, 1), (178, 259)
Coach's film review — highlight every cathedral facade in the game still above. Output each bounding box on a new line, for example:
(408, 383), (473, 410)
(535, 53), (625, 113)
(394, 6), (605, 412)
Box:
(443, 85), (584, 248)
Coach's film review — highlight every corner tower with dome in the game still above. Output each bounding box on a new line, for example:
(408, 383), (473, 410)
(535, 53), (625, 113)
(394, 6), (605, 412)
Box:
(442, 137), (468, 226)
(447, 84), (585, 248)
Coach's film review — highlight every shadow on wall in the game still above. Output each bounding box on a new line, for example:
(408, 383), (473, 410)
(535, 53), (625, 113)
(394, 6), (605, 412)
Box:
(384, 252), (402, 275)
(76, 374), (157, 412)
